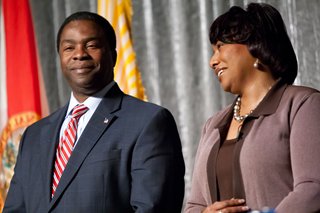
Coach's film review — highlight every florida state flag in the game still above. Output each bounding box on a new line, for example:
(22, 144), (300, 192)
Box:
(0, 0), (48, 209)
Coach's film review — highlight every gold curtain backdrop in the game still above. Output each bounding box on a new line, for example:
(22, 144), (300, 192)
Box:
(4, 0), (320, 208)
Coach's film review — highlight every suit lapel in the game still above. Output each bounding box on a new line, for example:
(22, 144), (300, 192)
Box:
(40, 106), (68, 205)
(49, 84), (123, 210)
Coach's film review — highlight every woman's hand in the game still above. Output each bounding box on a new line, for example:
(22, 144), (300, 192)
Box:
(203, 199), (249, 213)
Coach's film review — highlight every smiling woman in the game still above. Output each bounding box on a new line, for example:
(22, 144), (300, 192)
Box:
(185, 3), (320, 213)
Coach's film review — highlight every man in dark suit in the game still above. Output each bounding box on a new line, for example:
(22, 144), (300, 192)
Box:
(3, 11), (185, 213)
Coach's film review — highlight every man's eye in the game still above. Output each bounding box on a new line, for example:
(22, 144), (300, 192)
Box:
(64, 46), (74, 51)
(86, 43), (99, 49)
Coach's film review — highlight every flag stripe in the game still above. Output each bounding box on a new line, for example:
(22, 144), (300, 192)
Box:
(0, 6), (8, 132)
(2, 0), (41, 117)
(98, 0), (147, 101)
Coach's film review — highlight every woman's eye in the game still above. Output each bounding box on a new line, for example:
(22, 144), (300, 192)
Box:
(216, 42), (224, 49)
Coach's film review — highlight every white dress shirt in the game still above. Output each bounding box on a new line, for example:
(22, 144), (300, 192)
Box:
(59, 81), (115, 148)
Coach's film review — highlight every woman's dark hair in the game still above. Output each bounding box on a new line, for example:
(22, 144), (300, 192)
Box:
(209, 3), (297, 84)
(56, 11), (116, 53)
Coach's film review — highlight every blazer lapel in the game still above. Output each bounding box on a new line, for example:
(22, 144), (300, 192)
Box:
(205, 129), (220, 203)
(40, 106), (68, 205)
(205, 106), (233, 203)
(49, 84), (123, 211)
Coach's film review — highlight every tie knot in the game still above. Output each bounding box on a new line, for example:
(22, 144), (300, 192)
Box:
(71, 104), (88, 119)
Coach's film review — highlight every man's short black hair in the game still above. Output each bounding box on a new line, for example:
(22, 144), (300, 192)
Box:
(56, 11), (116, 52)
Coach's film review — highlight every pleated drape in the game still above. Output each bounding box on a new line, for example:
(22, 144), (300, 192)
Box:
(26, 0), (320, 202)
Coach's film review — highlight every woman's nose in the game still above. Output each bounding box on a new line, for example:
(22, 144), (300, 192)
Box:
(209, 54), (219, 70)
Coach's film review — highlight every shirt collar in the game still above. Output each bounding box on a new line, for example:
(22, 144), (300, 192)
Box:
(66, 81), (115, 117)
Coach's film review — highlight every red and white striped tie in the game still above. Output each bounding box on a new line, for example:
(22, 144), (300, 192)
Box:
(51, 104), (88, 197)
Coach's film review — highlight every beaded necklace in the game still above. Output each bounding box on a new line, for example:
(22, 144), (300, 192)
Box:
(233, 97), (253, 123)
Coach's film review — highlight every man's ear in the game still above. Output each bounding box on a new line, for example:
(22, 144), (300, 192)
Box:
(112, 50), (117, 67)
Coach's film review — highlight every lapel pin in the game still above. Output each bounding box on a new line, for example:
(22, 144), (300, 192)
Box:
(104, 118), (109, 124)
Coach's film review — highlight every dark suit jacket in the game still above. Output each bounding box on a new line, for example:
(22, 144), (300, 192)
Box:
(4, 84), (185, 213)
